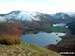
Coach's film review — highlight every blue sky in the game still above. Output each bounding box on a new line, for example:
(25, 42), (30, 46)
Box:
(0, 0), (75, 14)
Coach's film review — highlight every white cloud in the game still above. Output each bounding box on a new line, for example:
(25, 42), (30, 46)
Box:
(47, 0), (75, 12)
(0, 0), (75, 14)
(0, 2), (56, 14)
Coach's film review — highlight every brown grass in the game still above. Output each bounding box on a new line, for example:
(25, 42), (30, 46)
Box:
(0, 35), (21, 45)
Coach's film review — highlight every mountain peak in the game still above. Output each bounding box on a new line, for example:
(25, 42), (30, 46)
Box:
(0, 11), (75, 23)
(4, 10), (42, 21)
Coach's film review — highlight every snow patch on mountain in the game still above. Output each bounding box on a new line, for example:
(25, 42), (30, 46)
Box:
(0, 16), (7, 22)
(66, 12), (75, 17)
(0, 10), (75, 23)
(4, 11), (41, 21)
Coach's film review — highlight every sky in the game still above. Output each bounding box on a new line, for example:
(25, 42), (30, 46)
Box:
(0, 0), (75, 14)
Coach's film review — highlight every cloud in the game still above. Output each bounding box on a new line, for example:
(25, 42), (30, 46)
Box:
(0, 2), (56, 14)
(0, 0), (75, 14)
(48, 0), (75, 6)
(47, 0), (75, 12)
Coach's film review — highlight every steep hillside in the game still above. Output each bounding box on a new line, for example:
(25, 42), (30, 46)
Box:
(57, 35), (75, 49)
(0, 43), (60, 56)
(0, 22), (23, 36)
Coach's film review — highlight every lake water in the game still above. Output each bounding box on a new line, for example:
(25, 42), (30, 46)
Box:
(21, 32), (65, 47)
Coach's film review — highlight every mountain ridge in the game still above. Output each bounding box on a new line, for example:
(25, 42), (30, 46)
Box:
(0, 10), (75, 24)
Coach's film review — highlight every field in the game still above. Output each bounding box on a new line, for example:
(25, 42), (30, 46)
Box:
(42, 24), (68, 33)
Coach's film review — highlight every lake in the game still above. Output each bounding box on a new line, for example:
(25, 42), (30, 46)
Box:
(21, 32), (65, 47)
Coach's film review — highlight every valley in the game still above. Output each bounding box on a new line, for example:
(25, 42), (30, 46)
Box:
(0, 10), (75, 56)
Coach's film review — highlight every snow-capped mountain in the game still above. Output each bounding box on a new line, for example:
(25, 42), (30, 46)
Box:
(66, 12), (75, 17)
(5, 11), (41, 21)
(0, 10), (52, 22)
(51, 13), (70, 19)
(0, 10), (75, 23)
(0, 16), (7, 22)
(51, 12), (75, 19)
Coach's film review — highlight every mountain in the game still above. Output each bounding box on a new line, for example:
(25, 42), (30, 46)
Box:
(0, 16), (7, 22)
(0, 11), (53, 22)
(51, 12), (75, 23)
(51, 12), (75, 19)
(0, 11), (75, 24)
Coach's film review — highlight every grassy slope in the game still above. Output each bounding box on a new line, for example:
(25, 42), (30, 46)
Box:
(0, 43), (60, 56)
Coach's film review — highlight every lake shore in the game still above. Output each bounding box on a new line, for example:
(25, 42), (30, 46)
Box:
(21, 32), (65, 47)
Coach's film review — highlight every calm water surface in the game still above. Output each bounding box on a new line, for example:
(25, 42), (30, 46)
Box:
(21, 32), (65, 47)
